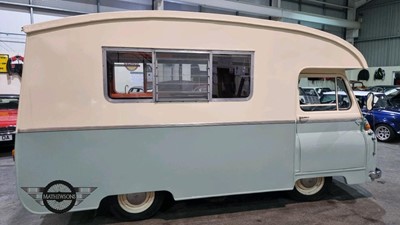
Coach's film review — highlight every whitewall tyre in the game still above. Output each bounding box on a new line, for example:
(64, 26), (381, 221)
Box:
(110, 191), (164, 221)
(289, 177), (331, 201)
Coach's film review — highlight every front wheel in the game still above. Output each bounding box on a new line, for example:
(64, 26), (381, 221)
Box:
(375, 124), (395, 142)
(110, 191), (164, 221)
(289, 177), (331, 201)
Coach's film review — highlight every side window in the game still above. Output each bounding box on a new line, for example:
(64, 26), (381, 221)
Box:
(298, 76), (352, 111)
(336, 78), (352, 110)
(212, 54), (251, 98)
(106, 51), (153, 99)
(104, 49), (253, 102)
(155, 52), (209, 102)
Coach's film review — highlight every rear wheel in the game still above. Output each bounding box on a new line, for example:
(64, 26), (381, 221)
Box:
(375, 124), (394, 142)
(110, 191), (164, 221)
(289, 177), (331, 201)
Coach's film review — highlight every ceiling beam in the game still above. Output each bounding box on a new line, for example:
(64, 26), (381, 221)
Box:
(355, 0), (373, 9)
(167, 0), (360, 29)
(302, 0), (352, 10)
(0, 0), (87, 14)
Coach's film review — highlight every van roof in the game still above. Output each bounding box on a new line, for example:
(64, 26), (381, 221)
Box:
(21, 11), (341, 36)
(21, 11), (365, 68)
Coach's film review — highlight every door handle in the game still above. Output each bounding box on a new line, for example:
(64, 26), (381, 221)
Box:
(299, 116), (309, 121)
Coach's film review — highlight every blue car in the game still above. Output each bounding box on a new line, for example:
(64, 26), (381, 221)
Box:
(354, 91), (400, 142)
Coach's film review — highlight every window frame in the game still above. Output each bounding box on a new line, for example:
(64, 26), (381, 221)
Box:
(298, 75), (352, 112)
(154, 50), (211, 102)
(210, 51), (254, 102)
(103, 47), (254, 103)
(103, 47), (155, 103)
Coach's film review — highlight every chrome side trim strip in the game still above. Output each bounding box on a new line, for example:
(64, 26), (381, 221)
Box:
(19, 117), (364, 133)
(297, 117), (362, 124)
(18, 120), (296, 133)
(295, 167), (366, 176)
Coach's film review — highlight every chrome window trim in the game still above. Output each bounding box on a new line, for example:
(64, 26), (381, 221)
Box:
(208, 53), (212, 101)
(102, 47), (154, 103)
(155, 51), (210, 102)
(211, 51), (254, 102)
(103, 47), (254, 103)
(337, 77), (353, 110)
(155, 49), (211, 54)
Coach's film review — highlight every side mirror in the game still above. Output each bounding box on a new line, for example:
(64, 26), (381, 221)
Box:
(366, 92), (375, 111)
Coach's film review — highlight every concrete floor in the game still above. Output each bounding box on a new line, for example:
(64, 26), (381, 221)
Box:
(1, 139), (399, 225)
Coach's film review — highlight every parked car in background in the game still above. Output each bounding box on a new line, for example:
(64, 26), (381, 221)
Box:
(298, 87), (319, 105)
(349, 80), (367, 90)
(385, 87), (400, 107)
(299, 90), (351, 111)
(366, 85), (399, 93)
(0, 95), (19, 149)
(354, 91), (400, 142)
(353, 91), (383, 108)
(128, 86), (153, 93)
(319, 91), (351, 109)
(385, 87), (400, 96)
(301, 87), (331, 99)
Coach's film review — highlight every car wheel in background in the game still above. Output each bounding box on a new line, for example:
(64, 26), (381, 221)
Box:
(375, 124), (394, 142)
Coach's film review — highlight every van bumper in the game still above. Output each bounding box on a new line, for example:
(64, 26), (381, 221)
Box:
(369, 168), (382, 180)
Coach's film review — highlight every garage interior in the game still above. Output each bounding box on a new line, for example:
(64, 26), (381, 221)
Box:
(1, 0), (400, 86)
(1, 0), (400, 224)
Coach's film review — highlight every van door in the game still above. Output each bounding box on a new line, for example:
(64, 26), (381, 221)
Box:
(296, 75), (366, 173)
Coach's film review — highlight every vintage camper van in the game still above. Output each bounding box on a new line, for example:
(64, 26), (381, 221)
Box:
(16, 11), (380, 220)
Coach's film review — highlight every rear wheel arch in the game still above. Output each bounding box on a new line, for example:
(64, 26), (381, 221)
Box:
(101, 190), (174, 221)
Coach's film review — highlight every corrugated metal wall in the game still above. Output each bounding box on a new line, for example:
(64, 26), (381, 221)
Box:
(355, 0), (400, 66)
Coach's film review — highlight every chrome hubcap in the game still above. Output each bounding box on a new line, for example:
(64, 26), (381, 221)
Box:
(126, 193), (147, 205)
(299, 178), (318, 188)
(118, 192), (155, 213)
(295, 177), (324, 195)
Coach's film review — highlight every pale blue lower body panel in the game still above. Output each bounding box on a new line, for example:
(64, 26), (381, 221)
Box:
(295, 120), (375, 184)
(16, 123), (297, 213)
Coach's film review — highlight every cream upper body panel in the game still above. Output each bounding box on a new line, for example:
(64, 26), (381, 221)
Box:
(19, 11), (367, 131)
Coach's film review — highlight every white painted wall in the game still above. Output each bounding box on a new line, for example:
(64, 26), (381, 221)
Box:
(0, 74), (21, 94)
(0, 7), (65, 57)
(346, 66), (400, 87)
(33, 12), (65, 24)
(0, 7), (29, 56)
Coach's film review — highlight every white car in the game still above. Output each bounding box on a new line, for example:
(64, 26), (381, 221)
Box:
(301, 87), (332, 98)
